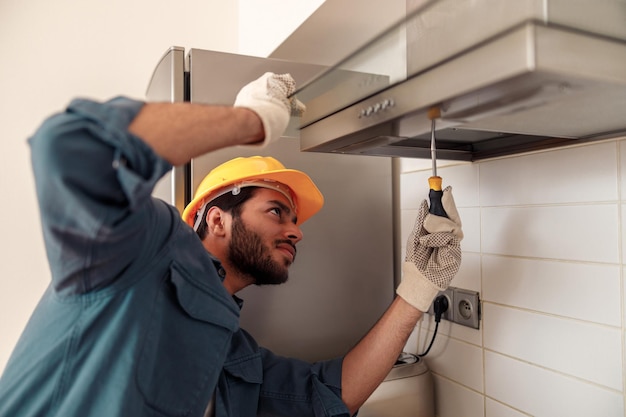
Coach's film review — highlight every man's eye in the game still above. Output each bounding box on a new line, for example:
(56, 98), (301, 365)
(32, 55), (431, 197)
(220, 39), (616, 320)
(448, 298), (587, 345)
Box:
(269, 207), (281, 216)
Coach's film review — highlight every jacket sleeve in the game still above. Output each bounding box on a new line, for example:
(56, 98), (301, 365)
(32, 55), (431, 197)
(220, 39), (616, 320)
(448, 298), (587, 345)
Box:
(258, 348), (350, 417)
(29, 97), (173, 296)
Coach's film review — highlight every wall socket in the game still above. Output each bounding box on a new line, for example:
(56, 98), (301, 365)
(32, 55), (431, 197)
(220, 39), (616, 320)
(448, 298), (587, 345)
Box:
(427, 286), (481, 329)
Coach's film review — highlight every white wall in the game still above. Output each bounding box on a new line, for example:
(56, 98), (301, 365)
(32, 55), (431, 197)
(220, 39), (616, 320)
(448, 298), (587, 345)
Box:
(400, 138), (626, 416)
(237, 0), (325, 57)
(0, 0), (238, 373)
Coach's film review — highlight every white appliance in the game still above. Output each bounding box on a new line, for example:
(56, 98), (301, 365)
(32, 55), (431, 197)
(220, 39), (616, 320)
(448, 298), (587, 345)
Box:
(146, 47), (396, 362)
(360, 353), (435, 417)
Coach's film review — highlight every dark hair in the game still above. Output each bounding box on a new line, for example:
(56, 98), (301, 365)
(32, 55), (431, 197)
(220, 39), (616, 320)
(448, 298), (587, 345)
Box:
(195, 187), (258, 240)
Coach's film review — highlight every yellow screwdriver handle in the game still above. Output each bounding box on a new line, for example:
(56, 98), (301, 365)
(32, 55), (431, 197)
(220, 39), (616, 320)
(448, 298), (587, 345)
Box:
(428, 176), (448, 217)
(428, 176), (442, 191)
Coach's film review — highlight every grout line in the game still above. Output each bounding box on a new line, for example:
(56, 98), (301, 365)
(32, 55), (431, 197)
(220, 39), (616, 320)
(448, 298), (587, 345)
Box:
(477, 252), (621, 268)
(477, 159), (488, 417)
(429, 372), (485, 399)
(479, 200), (621, 209)
(484, 396), (534, 417)
(617, 139), (626, 412)
(418, 322), (482, 350)
(482, 300), (621, 330)
(483, 348), (624, 395)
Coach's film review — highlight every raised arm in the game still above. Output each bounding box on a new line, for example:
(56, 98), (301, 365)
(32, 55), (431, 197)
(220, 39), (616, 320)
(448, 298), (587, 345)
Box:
(29, 73), (300, 295)
(129, 104), (263, 166)
(129, 72), (304, 166)
(341, 297), (422, 414)
(341, 187), (464, 415)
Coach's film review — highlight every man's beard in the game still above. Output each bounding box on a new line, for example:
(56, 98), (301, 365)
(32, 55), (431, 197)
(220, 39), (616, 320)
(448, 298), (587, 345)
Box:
(227, 216), (294, 286)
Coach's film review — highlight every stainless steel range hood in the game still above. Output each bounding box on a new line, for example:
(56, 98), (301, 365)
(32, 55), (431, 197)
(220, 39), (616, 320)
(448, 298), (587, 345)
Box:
(294, 0), (626, 161)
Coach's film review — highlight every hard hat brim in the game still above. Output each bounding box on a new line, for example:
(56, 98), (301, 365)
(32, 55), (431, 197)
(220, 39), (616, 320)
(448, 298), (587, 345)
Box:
(182, 168), (323, 227)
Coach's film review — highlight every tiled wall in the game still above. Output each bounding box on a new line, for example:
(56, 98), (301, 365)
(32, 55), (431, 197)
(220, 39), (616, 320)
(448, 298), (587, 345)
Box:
(399, 138), (626, 417)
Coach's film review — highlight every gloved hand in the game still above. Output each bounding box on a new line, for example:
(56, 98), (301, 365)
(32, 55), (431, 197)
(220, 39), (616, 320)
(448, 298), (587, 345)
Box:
(234, 72), (306, 146)
(396, 186), (463, 312)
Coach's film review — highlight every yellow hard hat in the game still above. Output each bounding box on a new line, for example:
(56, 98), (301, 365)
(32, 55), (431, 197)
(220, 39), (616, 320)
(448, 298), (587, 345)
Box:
(182, 156), (324, 227)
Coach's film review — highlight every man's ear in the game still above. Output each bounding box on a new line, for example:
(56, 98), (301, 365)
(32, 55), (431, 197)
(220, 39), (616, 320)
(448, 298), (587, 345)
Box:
(206, 206), (228, 237)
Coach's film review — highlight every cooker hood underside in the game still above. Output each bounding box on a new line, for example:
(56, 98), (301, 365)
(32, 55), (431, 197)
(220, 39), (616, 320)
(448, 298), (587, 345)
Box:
(298, 22), (626, 161)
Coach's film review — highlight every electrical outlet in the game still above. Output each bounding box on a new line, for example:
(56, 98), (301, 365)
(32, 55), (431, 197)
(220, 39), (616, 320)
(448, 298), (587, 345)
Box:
(427, 286), (480, 329)
(452, 288), (480, 329)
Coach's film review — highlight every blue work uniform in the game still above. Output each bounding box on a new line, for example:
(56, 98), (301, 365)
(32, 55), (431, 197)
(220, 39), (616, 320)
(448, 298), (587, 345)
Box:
(0, 97), (349, 417)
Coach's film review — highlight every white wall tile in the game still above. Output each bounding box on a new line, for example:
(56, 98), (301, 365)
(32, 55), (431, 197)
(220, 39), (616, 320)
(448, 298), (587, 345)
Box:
(619, 138), (626, 199)
(433, 375), (485, 417)
(621, 203), (626, 262)
(400, 171), (431, 209)
(480, 142), (619, 207)
(400, 163), (480, 209)
(485, 351), (624, 417)
(458, 207), (481, 253)
(399, 157), (429, 174)
(416, 333), (484, 392)
(486, 399), (530, 417)
(483, 304), (623, 390)
(452, 252), (481, 293)
(481, 205), (620, 263)
(623, 267), (626, 330)
(448, 321), (483, 347)
(483, 255), (621, 326)
(437, 319), (484, 347)
(438, 163), (480, 207)
(417, 313), (484, 353)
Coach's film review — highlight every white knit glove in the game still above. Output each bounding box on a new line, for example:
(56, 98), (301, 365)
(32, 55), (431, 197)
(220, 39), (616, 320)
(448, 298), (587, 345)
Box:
(396, 186), (463, 312)
(234, 72), (306, 146)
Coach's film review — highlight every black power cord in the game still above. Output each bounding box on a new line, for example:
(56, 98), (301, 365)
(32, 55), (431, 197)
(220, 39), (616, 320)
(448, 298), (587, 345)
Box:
(418, 295), (449, 357)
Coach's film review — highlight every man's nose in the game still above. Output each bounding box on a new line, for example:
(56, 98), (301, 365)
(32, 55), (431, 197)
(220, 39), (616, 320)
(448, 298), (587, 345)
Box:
(286, 223), (303, 243)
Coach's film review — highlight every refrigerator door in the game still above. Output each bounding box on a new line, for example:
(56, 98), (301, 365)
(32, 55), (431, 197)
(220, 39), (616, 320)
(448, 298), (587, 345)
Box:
(145, 46), (188, 212)
(187, 49), (395, 362)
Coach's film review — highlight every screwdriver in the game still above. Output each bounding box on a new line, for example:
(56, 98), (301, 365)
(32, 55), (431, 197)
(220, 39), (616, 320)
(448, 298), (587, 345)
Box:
(428, 107), (448, 218)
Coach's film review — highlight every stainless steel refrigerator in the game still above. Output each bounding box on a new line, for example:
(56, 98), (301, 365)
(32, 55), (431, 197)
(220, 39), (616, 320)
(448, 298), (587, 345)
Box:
(146, 47), (394, 362)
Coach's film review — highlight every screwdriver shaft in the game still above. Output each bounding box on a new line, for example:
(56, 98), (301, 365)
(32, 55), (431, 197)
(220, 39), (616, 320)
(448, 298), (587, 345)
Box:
(430, 118), (437, 178)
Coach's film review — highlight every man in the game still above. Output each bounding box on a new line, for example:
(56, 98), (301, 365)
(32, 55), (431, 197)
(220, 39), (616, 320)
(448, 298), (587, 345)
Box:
(0, 73), (462, 417)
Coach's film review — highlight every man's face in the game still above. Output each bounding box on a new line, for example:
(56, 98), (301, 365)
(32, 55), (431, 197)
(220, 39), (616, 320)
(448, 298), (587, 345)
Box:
(226, 189), (303, 286)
